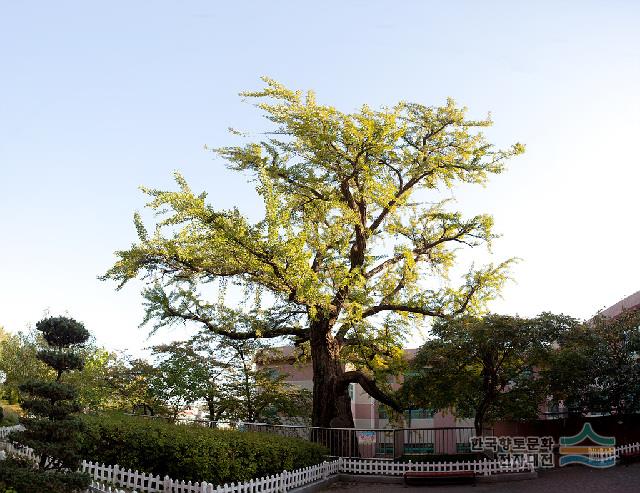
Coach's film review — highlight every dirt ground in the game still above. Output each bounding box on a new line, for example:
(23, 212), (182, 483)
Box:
(321, 463), (640, 492)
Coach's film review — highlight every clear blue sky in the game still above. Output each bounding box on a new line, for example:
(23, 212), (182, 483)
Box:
(1, 1), (639, 353)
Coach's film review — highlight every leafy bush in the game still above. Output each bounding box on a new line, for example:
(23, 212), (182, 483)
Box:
(79, 414), (328, 485)
(0, 406), (19, 426)
(0, 457), (88, 493)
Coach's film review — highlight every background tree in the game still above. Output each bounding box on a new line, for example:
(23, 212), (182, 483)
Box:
(104, 78), (523, 427)
(0, 329), (123, 411)
(7, 316), (90, 493)
(0, 330), (50, 404)
(148, 336), (230, 421)
(63, 348), (121, 412)
(223, 339), (312, 423)
(149, 334), (312, 423)
(150, 333), (241, 422)
(103, 356), (166, 415)
(403, 313), (577, 435)
(546, 308), (640, 416)
(0, 326), (7, 421)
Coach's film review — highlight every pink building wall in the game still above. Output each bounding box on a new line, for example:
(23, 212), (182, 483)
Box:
(258, 346), (472, 430)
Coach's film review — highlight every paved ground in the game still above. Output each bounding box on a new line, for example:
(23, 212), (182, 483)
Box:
(321, 463), (640, 492)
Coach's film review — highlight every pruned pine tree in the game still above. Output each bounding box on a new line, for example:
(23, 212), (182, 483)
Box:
(8, 316), (90, 493)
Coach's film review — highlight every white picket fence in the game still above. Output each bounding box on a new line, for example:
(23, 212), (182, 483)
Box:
(340, 456), (534, 476)
(583, 442), (640, 463)
(3, 424), (639, 493)
(0, 437), (39, 463)
(81, 456), (535, 492)
(0, 424), (24, 440)
(81, 459), (342, 493)
(615, 442), (640, 458)
(88, 481), (131, 493)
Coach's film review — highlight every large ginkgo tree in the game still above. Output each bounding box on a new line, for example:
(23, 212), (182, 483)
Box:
(103, 78), (523, 427)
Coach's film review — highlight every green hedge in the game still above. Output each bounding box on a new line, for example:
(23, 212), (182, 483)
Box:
(78, 414), (327, 485)
(0, 457), (90, 493)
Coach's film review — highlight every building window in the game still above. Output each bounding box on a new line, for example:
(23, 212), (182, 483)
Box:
(380, 407), (434, 420)
(348, 383), (355, 401)
(404, 408), (434, 420)
(456, 442), (471, 453)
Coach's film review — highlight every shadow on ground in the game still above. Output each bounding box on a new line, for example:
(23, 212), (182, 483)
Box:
(322, 464), (640, 492)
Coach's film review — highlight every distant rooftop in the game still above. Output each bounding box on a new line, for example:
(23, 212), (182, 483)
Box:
(600, 290), (640, 318)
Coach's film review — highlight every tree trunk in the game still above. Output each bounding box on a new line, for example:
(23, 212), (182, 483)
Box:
(309, 319), (360, 457)
(474, 395), (492, 437)
(310, 319), (354, 428)
(206, 398), (219, 427)
(473, 413), (484, 438)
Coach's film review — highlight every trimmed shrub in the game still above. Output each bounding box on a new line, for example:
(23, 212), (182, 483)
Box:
(0, 457), (88, 493)
(9, 316), (91, 493)
(12, 318), (89, 466)
(79, 414), (327, 485)
(0, 406), (20, 427)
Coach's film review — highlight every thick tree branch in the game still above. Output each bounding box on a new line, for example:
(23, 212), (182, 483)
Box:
(364, 227), (477, 279)
(224, 235), (303, 302)
(362, 285), (478, 319)
(337, 370), (403, 412)
(162, 304), (306, 341)
(362, 304), (440, 318)
(368, 171), (430, 233)
(367, 127), (457, 235)
(274, 171), (328, 201)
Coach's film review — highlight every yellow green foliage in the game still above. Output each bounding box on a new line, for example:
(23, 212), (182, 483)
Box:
(103, 78), (522, 416)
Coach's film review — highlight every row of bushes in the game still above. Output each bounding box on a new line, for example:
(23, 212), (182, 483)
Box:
(78, 414), (328, 485)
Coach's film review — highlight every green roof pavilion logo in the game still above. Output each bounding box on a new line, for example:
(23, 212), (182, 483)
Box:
(559, 423), (616, 468)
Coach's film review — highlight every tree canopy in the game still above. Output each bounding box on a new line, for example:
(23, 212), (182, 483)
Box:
(0, 327), (126, 412)
(546, 308), (640, 416)
(403, 313), (578, 434)
(150, 334), (312, 423)
(103, 78), (524, 427)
